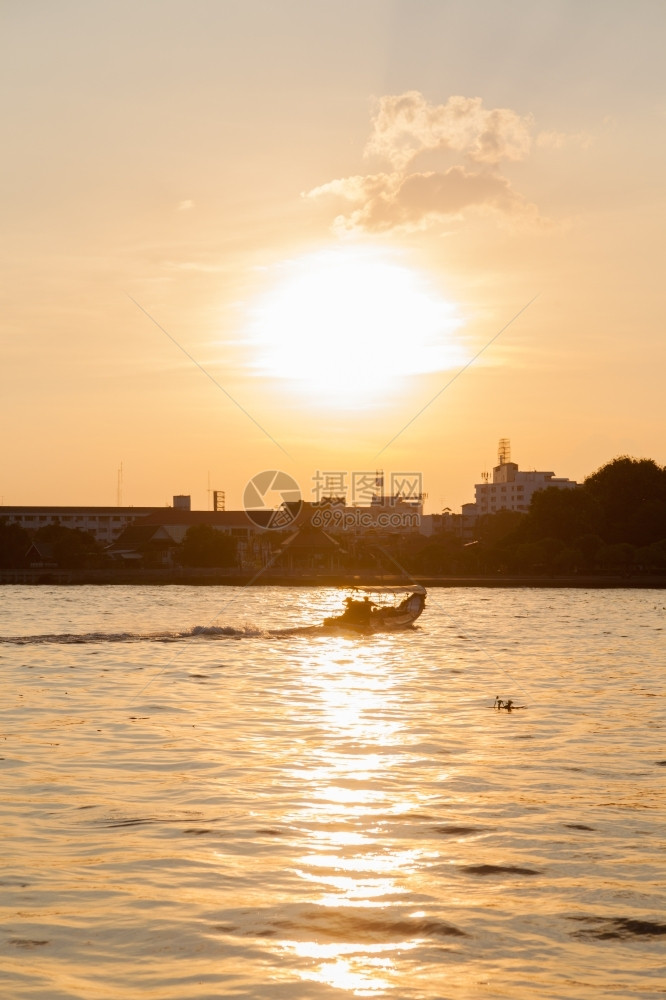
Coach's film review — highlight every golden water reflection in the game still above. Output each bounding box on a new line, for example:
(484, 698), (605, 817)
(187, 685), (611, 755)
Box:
(276, 638), (440, 995)
(292, 950), (401, 996)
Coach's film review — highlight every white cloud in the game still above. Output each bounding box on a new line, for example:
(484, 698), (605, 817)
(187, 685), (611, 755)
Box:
(311, 167), (533, 233)
(364, 91), (533, 169)
(305, 91), (543, 234)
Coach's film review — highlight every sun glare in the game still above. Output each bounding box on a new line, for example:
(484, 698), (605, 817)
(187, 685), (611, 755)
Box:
(245, 247), (465, 406)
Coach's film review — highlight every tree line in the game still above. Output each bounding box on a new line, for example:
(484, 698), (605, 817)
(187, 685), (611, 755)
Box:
(1, 457), (665, 575)
(0, 521), (238, 570)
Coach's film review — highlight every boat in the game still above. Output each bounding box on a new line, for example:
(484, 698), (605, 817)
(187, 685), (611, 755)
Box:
(323, 585), (426, 632)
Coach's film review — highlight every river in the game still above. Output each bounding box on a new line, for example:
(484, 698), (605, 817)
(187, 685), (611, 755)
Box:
(0, 585), (664, 999)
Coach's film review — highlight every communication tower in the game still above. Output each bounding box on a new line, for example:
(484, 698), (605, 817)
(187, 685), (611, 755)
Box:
(498, 438), (511, 466)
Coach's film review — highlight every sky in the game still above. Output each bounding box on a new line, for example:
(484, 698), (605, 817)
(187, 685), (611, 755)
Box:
(2, 0), (665, 513)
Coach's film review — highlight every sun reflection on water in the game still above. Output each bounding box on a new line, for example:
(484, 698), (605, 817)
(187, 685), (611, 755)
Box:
(273, 638), (439, 995)
(293, 952), (400, 996)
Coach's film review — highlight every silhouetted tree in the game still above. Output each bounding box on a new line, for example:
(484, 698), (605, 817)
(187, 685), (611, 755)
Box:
(475, 509), (524, 546)
(177, 525), (238, 567)
(573, 533), (604, 567)
(0, 519), (31, 568)
(638, 539), (666, 570)
(597, 542), (636, 573)
(33, 524), (105, 569)
(584, 457), (666, 545)
(518, 487), (599, 544)
(411, 535), (464, 574)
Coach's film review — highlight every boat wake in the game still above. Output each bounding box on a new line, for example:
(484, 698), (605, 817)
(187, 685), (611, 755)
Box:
(0, 624), (297, 645)
(0, 588), (427, 646)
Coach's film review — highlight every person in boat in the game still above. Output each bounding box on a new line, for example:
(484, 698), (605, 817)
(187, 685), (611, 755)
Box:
(377, 594), (415, 619)
(396, 594), (416, 613)
(342, 595), (375, 623)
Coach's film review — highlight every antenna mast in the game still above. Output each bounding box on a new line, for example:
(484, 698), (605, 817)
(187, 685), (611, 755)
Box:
(116, 462), (123, 506)
(498, 438), (511, 466)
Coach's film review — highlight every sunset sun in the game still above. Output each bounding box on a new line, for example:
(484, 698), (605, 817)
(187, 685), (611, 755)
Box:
(246, 247), (465, 405)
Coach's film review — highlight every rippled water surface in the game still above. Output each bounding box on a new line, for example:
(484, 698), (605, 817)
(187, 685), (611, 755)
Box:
(1, 585), (664, 999)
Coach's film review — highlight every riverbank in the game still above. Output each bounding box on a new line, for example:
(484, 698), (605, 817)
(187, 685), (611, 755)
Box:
(1, 568), (665, 587)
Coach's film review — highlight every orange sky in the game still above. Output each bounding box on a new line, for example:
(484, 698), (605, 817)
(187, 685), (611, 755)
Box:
(2, 1), (665, 513)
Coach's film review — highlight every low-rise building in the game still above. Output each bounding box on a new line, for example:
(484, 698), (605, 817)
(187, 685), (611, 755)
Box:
(1, 496), (209, 546)
(0, 505), (160, 545)
(108, 508), (275, 567)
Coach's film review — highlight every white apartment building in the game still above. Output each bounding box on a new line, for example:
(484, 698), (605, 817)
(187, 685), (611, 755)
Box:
(462, 440), (578, 520)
